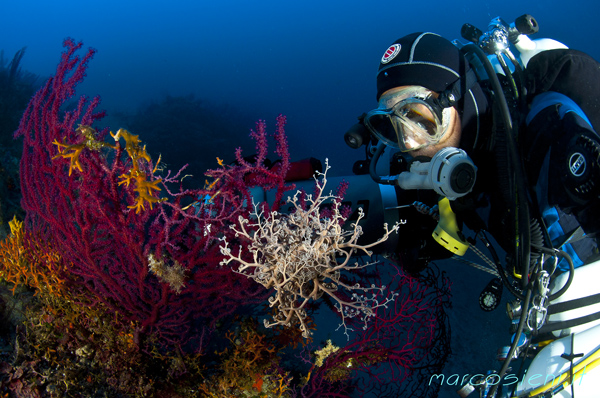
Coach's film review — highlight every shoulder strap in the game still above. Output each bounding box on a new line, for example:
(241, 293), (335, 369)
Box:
(525, 49), (600, 133)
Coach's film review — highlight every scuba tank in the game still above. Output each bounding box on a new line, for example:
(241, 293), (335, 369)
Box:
(511, 263), (600, 398)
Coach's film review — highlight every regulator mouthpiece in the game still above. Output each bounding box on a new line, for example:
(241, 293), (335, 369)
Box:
(396, 147), (477, 200)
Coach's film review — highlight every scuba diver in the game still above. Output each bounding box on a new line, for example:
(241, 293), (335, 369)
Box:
(342, 15), (600, 397)
(345, 17), (600, 275)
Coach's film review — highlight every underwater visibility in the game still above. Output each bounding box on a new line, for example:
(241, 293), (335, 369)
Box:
(0, 38), (451, 397)
(2, 4), (600, 398)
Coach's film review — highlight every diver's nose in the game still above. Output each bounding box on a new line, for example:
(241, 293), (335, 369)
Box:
(399, 131), (419, 151)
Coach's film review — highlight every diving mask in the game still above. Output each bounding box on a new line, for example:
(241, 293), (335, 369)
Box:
(364, 86), (453, 152)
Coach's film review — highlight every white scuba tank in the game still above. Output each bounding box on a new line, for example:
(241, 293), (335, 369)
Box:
(547, 259), (600, 337)
(487, 34), (568, 75)
(511, 260), (600, 397)
(513, 34), (569, 67)
(512, 323), (600, 397)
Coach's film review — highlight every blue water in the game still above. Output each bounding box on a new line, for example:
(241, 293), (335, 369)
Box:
(2, 0), (599, 175)
(2, 0), (600, 395)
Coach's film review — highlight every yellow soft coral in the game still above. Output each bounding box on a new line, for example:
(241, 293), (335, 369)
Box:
(52, 125), (164, 214)
(110, 128), (151, 163)
(118, 167), (163, 213)
(111, 128), (164, 213)
(314, 340), (340, 367)
(52, 125), (115, 176)
(128, 177), (163, 213)
(52, 140), (86, 176)
(8, 215), (24, 241)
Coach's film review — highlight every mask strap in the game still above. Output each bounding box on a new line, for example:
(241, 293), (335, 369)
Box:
(425, 68), (479, 121)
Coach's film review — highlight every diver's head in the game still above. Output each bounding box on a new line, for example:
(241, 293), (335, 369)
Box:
(365, 32), (483, 156)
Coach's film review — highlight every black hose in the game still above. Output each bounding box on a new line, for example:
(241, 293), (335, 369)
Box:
(529, 218), (544, 266)
(496, 53), (520, 105)
(529, 247), (575, 301)
(488, 286), (533, 398)
(548, 250), (575, 300)
(479, 231), (525, 300)
(462, 43), (532, 291)
(503, 50), (528, 113)
(369, 142), (388, 184)
(461, 43), (534, 398)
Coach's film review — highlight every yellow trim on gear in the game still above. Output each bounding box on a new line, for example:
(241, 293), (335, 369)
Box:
(432, 197), (469, 255)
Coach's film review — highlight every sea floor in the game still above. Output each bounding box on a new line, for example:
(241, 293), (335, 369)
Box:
(0, 248), (515, 398)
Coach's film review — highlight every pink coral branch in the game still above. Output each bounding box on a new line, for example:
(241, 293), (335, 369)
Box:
(15, 38), (294, 349)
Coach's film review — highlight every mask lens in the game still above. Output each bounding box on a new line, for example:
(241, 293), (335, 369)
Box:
(364, 87), (450, 152)
(397, 103), (437, 136)
(389, 113), (434, 151)
(364, 113), (397, 147)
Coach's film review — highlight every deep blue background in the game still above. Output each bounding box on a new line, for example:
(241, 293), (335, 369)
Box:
(2, 0), (600, 394)
(3, 0), (599, 175)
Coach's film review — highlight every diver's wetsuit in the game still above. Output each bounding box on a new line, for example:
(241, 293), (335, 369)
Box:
(399, 48), (600, 273)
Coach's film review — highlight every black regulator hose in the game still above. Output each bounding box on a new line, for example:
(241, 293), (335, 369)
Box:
(369, 142), (396, 185)
(496, 52), (520, 107)
(461, 43), (532, 291)
(530, 246), (575, 301)
(503, 49), (528, 112)
(461, 43), (534, 398)
(549, 250), (575, 300)
(480, 231), (525, 300)
(490, 286), (533, 398)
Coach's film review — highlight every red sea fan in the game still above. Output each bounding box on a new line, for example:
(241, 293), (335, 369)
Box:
(14, 38), (292, 348)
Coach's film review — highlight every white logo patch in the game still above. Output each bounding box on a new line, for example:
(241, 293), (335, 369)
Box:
(569, 152), (586, 177)
(381, 44), (401, 64)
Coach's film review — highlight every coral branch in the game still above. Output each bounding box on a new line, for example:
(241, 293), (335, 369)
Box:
(220, 160), (400, 338)
(13, 38), (290, 348)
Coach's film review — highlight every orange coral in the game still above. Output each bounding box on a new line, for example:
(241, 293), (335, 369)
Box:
(119, 171), (163, 213)
(52, 140), (86, 176)
(112, 128), (165, 213)
(110, 128), (150, 162)
(252, 374), (264, 391)
(52, 125), (115, 176)
(52, 125), (165, 213)
(0, 216), (69, 297)
(198, 318), (295, 397)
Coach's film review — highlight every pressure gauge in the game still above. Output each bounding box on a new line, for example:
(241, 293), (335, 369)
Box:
(479, 278), (503, 311)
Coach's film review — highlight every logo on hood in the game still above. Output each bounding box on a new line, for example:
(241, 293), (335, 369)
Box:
(381, 44), (401, 64)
